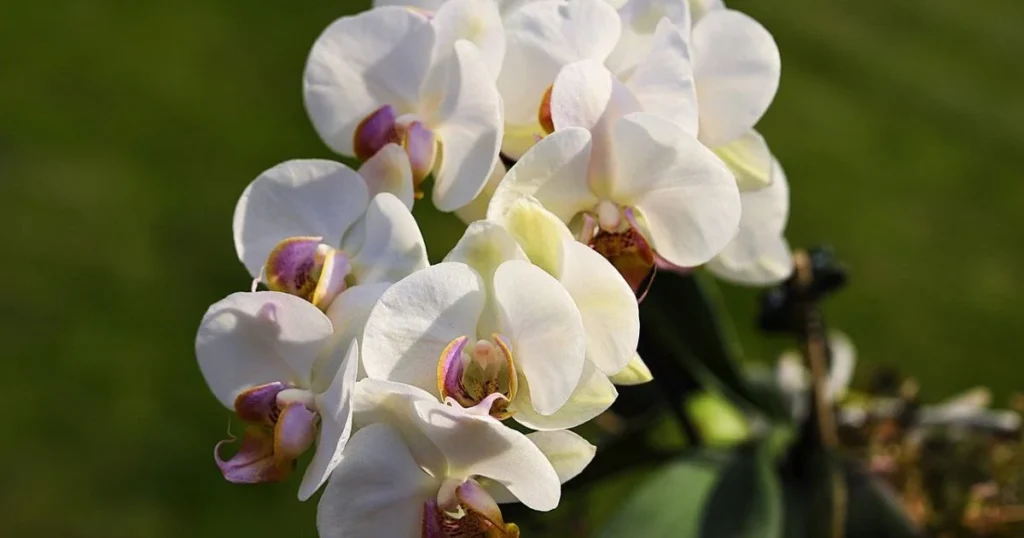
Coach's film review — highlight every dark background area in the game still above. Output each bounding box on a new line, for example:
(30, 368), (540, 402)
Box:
(2, 0), (1022, 535)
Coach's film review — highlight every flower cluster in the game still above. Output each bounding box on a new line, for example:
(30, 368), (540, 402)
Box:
(195, 0), (788, 535)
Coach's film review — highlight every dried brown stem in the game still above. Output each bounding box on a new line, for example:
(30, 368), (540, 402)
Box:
(794, 250), (847, 538)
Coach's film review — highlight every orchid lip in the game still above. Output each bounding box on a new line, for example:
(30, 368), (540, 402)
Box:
(402, 120), (437, 185)
(590, 210), (656, 295)
(437, 334), (518, 419)
(354, 104), (400, 161)
(234, 382), (288, 425)
(423, 479), (520, 538)
(216, 383), (320, 485)
(264, 236), (350, 310)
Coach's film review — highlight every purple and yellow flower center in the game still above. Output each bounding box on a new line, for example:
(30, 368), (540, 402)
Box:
(354, 104), (438, 193)
(214, 382), (320, 485)
(437, 335), (518, 420)
(422, 478), (520, 538)
(264, 237), (350, 310)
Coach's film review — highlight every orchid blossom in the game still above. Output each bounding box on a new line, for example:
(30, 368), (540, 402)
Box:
(318, 379), (595, 537)
(233, 159), (427, 311)
(487, 196), (643, 391)
(488, 77), (740, 287)
(360, 228), (595, 428)
(304, 5), (504, 212)
(195, 291), (359, 500)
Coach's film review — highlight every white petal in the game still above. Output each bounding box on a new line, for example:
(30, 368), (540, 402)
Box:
(706, 157), (792, 285)
(693, 9), (781, 147)
(551, 60), (640, 133)
(344, 193), (429, 285)
(444, 220), (528, 279)
(300, 341), (360, 501)
(714, 130), (773, 191)
(606, 0), (691, 77)
(527, 429), (596, 483)
(433, 0), (507, 79)
(550, 60), (641, 195)
(491, 196), (574, 276)
(358, 143), (416, 210)
(318, 282), (392, 382)
(608, 352), (654, 385)
(409, 398), (562, 510)
(493, 260), (587, 414)
(196, 291), (333, 407)
(624, 18), (699, 136)
(610, 113), (740, 267)
(487, 127), (598, 223)
(317, 423), (438, 538)
(233, 159), (370, 278)
(513, 360), (617, 430)
(429, 40), (504, 212)
(304, 7), (435, 155)
(454, 159), (507, 224)
(486, 428), (596, 503)
(361, 263), (486, 392)
(498, 0), (622, 126)
(689, 0), (725, 21)
(443, 221), (527, 336)
(559, 240), (638, 374)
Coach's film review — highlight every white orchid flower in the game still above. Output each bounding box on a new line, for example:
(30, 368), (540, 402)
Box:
(318, 379), (594, 537)
(706, 157), (793, 285)
(498, 0), (702, 155)
(489, 69), (740, 285)
(497, 0), (623, 157)
(605, 0), (780, 188)
(360, 223), (594, 428)
(232, 159), (428, 311)
(487, 196), (642, 393)
(195, 291), (359, 501)
(439, 204), (635, 426)
(304, 5), (503, 212)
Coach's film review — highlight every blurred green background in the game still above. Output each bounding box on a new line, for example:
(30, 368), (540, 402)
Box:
(3, 0), (1022, 535)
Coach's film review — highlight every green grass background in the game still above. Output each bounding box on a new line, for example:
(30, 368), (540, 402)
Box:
(2, 0), (1022, 535)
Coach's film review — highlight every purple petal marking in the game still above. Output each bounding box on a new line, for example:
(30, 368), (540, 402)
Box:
(577, 213), (598, 243)
(437, 336), (472, 406)
(456, 479), (505, 528)
(214, 426), (293, 484)
(421, 499), (445, 538)
(311, 250), (351, 310)
(273, 402), (318, 462)
(264, 236), (325, 301)
(354, 105), (399, 161)
(402, 121), (437, 184)
(234, 382), (288, 425)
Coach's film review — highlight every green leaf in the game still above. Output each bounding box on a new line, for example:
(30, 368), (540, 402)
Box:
(842, 460), (921, 538)
(598, 446), (783, 538)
